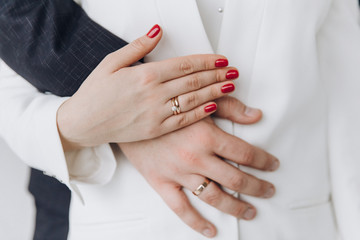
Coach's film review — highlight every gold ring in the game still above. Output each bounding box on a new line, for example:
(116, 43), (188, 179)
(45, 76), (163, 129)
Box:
(171, 96), (181, 115)
(192, 178), (211, 196)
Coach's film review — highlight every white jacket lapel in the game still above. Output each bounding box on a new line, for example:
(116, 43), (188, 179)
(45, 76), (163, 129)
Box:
(217, 0), (267, 100)
(156, 0), (214, 56)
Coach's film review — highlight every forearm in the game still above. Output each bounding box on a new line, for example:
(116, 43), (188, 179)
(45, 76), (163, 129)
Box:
(0, 61), (117, 192)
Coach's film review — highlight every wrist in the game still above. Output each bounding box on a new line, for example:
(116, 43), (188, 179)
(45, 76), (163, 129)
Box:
(56, 99), (84, 151)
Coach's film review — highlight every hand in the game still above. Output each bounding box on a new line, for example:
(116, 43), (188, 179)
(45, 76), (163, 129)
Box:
(119, 97), (279, 238)
(57, 25), (239, 150)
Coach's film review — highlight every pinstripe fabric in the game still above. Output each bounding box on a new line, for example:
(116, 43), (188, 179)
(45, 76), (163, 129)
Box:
(0, 0), (128, 97)
(0, 1), (129, 239)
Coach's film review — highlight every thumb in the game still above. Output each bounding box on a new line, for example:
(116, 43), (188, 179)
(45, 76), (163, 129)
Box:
(100, 24), (162, 71)
(214, 96), (262, 124)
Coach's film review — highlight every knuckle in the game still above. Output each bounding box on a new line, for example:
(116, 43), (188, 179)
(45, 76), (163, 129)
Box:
(214, 140), (228, 154)
(192, 108), (203, 121)
(139, 68), (158, 85)
(185, 120), (216, 146)
(202, 57), (212, 70)
(218, 97), (241, 119)
(176, 114), (190, 128)
(187, 74), (202, 89)
(179, 60), (195, 75)
(224, 96), (238, 109)
(130, 38), (147, 52)
(233, 204), (247, 218)
(240, 146), (256, 166)
(221, 97), (235, 111)
(204, 135), (216, 148)
(178, 150), (201, 167)
(202, 190), (221, 207)
(199, 127), (216, 146)
(215, 70), (223, 82)
(170, 202), (187, 217)
(184, 93), (199, 108)
(210, 85), (220, 98)
(229, 174), (248, 191)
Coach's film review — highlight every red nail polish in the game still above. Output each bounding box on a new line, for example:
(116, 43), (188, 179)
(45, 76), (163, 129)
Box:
(221, 83), (235, 93)
(215, 59), (228, 67)
(204, 104), (217, 113)
(147, 24), (161, 38)
(226, 70), (239, 79)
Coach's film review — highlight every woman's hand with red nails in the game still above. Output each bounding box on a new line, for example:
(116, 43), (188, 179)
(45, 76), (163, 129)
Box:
(56, 25), (239, 151)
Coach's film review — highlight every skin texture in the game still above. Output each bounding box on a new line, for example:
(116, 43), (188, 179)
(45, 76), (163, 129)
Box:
(57, 25), (279, 238)
(120, 97), (279, 238)
(57, 26), (239, 150)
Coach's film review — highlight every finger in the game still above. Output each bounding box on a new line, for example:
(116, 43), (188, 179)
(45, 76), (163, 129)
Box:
(174, 81), (235, 113)
(98, 24), (162, 72)
(159, 183), (217, 238)
(214, 96), (262, 124)
(213, 128), (280, 171)
(184, 176), (257, 220)
(149, 54), (229, 82)
(160, 102), (218, 134)
(163, 67), (238, 99)
(196, 156), (275, 198)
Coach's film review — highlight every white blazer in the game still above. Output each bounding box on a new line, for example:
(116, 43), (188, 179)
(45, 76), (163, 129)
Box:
(0, 0), (360, 239)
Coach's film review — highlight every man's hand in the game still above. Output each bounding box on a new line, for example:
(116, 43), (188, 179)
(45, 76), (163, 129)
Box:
(119, 96), (279, 238)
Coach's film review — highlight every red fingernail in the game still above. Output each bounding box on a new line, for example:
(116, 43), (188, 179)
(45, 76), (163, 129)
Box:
(226, 70), (239, 79)
(215, 59), (228, 67)
(147, 24), (161, 38)
(204, 104), (217, 113)
(221, 83), (235, 93)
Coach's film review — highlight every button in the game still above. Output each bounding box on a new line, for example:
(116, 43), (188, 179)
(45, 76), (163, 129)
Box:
(218, 7), (223, 13)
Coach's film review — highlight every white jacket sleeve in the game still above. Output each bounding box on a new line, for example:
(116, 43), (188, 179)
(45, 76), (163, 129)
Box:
(0, 60), (117, 202)
(318, 0), (360, 239)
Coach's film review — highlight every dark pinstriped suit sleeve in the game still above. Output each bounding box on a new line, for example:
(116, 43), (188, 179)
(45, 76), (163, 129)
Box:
(0, 1), (129, 240)
(0, 0), (128, 97)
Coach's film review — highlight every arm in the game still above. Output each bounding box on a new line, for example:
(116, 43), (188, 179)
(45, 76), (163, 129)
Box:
(0, 27), (238, 194)
(0, 1), (130, 237)
(0, 57), (278, 237)
(0, 1), (236, 150)
(0, 61), (117, 199)
(0, 0), (241, 209)
(0, 2), (279, 237)
(0, 0), (129, 201)
(0, 0), (128, 96)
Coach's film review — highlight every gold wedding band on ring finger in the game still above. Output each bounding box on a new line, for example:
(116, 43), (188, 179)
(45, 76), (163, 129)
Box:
(192, 178), (211, 196)
(171, 96), (181, 115)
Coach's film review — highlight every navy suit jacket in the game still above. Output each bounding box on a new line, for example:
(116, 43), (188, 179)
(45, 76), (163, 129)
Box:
(0, 1), (128, 239)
